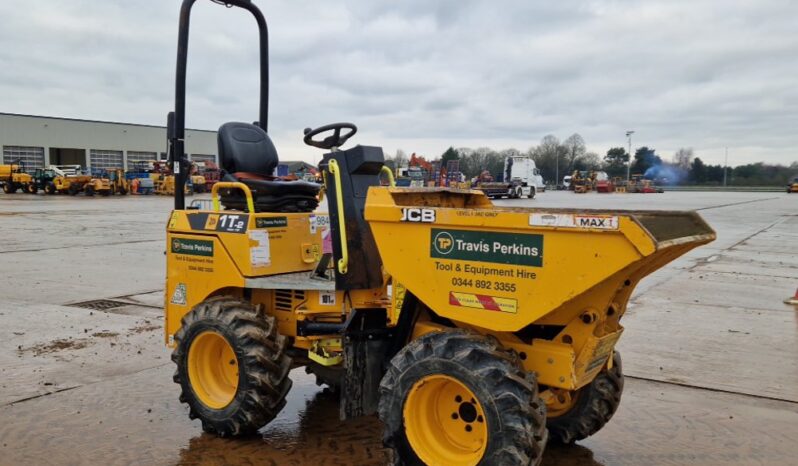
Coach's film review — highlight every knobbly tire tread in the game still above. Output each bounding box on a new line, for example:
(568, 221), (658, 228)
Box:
(378, 329), (548, 466)
(547, 351), (624, 444)
(171, 296), (292, 437)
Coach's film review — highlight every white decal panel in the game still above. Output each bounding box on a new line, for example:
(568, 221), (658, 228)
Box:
(529, 213), (619, 230)
(248, 230), (271, 267)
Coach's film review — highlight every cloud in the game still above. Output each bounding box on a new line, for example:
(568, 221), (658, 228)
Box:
(0, 0), (796, 166)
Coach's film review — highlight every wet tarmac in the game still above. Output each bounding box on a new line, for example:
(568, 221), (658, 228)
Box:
(1, 191), (796, 465)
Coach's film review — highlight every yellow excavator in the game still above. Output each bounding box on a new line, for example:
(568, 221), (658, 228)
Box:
(162, 2), (716, 464)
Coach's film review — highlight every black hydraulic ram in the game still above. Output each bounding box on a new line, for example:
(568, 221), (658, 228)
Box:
(169, 0), (271, 209)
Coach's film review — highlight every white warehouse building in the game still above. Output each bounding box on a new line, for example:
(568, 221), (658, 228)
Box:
(0, 113), (218, 172)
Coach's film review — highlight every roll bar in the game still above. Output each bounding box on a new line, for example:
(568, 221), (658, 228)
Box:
(168, 0), (270, 210)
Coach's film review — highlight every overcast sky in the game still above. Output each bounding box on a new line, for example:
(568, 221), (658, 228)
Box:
(1, 0), (796, 166)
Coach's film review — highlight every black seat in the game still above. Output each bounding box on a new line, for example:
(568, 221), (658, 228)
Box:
(217, 122), (320, 212)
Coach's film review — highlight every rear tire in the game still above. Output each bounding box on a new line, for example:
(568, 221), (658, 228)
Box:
(379, 329), (547, 466)
(3, 183), (16, 194)
(172, 296), (293, 437)
(528, 187), (536, 199)
(26, 184), (38, 194)
(547, 351), (624, 444)
(45, 182), (56, 195)
(85, 186), (95, 196)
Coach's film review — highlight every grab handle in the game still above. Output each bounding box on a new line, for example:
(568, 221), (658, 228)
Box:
(327, 159), (349, 274)
(211, 182), (255, 213)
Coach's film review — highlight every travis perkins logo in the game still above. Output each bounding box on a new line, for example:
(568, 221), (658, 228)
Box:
(171, 238), (214, 257)
(431, 228), (543, 267)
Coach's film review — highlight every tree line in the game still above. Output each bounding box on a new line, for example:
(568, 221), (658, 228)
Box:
(385, 134), (797, 186)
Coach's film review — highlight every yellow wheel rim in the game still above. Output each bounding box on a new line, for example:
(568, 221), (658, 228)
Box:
(545, 388), (579, 418)
(403, 374), (488, 466)
(187, 331), (239, 409)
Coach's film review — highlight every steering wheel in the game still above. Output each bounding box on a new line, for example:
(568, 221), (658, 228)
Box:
(303, 123), (357, 150)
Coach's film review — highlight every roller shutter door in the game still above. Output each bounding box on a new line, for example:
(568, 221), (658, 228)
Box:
(126, 151), (157, 169)
(2, 146), (45, 172)
(89, 149), (123, 170)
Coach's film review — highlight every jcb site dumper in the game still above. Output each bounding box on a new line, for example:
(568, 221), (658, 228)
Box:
(164, 2), (716, 464)
(0, 161), (35, 194)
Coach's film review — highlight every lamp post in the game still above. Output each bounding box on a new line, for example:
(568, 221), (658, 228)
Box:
(625, 130), (635, 182)
(723, 147), (728, 186)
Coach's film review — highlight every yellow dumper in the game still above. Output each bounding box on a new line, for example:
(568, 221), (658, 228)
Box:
(164, 132), (715, 466)
(0, 162), (34, 194)
(163, 1), (716, 464)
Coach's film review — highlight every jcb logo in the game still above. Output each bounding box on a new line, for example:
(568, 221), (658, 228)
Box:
(432, 231), (454, 255)
(401, 208), (436, 223)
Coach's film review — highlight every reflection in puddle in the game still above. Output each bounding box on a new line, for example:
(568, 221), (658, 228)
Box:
(177, 371), (386, 466)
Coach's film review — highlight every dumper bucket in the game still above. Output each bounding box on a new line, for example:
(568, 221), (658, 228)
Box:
(365, 188), (716, 332)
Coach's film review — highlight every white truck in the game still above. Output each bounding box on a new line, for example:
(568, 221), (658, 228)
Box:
(477, 156), (545, 199)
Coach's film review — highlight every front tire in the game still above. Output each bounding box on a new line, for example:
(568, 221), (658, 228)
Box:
(379, 330), (547, 466)
(3, 183), (16, 194)
(547, 351), (624, 444)
(528, 187), (536, 199)
(26, 184), (38, 194)
(171, 296), (293, 437)
(45, 182), (56, 195)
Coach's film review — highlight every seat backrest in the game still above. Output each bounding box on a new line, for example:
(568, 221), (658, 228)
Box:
(218, 122), (279, 176)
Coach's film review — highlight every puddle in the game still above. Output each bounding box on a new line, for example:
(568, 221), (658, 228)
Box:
(1, 365), (796, 466)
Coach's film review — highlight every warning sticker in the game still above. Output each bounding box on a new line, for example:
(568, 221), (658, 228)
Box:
(449, 291), (517, 314)
(248, 230), (271, 267)
(170, 283), (187, 306)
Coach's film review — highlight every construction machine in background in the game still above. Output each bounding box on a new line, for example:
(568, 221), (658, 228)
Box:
(162, 2), (716, 465)
(0, 160), (35, 194)
(571, 170), (595, 193)
(107, 169), (129, 195)
(30, 167), (57, 194)
(48, 165), (92, 195)
(787, 176), (798, 193)
(627, 174), (664, 193)
(195, 161), (221, 192)
(84, 169), (113, 196)
(190, 174), (207, 193)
